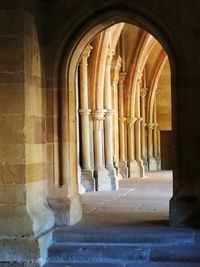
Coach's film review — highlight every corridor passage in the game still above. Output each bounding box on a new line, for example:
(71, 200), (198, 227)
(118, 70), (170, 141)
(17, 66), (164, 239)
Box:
(45, 171), (200, 266)
(82, 171), (172, 226)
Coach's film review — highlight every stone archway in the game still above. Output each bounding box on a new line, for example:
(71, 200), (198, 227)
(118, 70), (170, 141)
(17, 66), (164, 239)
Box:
(48, 3), (197, 229)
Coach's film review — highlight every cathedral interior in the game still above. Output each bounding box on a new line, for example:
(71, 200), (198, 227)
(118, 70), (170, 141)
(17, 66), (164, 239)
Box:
(1, 0), (200, 266)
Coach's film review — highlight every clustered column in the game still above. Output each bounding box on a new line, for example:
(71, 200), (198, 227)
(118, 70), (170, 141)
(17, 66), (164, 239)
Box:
(135, 75), (145, 177)
(147, 123), (158, 170)
(104, 49), (118, 190)
(92, 109), (112, 191)
(111, 55), (122, 171)
(140, 87), (148, 169)
(153, 93), (160, 169)
(79, 45), (95, 191)
(127, 117), (138, 177)
(118, 72), (128, 178)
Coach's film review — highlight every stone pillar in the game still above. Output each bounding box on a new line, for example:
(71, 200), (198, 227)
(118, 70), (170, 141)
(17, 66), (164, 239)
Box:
(118, 72), (128, 178)
(147, 123), (158, 170)
(92, 110), (112, 191)
(104, 49), (118, 190)
(140, 87), (148, 170)
(135, 76), (145, 177)
(135, 117), (145, 176)
(79, 45), (95, 191)
(153, 94), (160, 170)
(157, 128), (161, 164)
(153, 123), (160, 169)
(111, 55), (122, 173)
(127, 117), (139, 177)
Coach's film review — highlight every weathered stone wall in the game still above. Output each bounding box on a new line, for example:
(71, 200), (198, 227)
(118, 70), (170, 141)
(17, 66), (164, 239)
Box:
(0, 1), (53, 265)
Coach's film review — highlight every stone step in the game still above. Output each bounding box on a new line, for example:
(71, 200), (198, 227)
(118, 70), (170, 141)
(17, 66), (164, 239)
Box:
(53, 230), (198, 245)
(43, 262), (200, 267)
(47, 243), (200, 263)
(44, 264), (123, 267)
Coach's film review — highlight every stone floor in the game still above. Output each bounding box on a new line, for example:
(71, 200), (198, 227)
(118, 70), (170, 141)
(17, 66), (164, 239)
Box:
(44, 171), (200, 267)
(82, 171), (173, 226)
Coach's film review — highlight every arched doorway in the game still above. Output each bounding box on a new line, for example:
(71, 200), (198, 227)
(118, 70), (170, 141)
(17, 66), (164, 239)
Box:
(49, 4), (187, 228)
(73, 22), (172, 225)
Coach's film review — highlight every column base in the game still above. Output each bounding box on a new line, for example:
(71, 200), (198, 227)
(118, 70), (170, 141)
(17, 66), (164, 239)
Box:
(48, 187), (82, 226)
(170, 186), (200, 227)
(81, 169), (95, 192)
(94, 168), (112, 191)
(138, 160), (145, 177)
(142, 157), (148, 172)
(118, 161), (128, 178)
(0, 180), (54, 266)
(0, 231), (52, 267)
(107, 166), (119, 190)
(148, 156), (158, 171)
(157, 157), (161, 170)
(128, 160), (140, 178)
(128, 160), (145, 178)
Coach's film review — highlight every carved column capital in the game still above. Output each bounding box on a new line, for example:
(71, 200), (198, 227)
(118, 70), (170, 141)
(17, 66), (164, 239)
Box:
(79, 109), (91, 116)
(80, 45), (93, 65)
(112, 55), (122, 70)
(154, 123), (159, 128)
(118, 117), (127, 122)
(155, 87), (160, 95)
(92, 109), (106, 121)
(147, 123), (155, 130)
(140, 87), (148, 97)
(126, 117), (137, 125)
(119, 72), (127, 87)
(111, 55), (122, 87)
(136, 117), (143, 123)
(137, 73), (143, 85)
(105, 109), (114, 116)
(106, 48), (115, 65)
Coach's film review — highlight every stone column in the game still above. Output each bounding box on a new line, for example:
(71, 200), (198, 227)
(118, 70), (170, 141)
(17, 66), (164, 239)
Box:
(92, 110), (112, 191)
(157, 128), (161, 166)
(104, 49), (118, 190)
(118, 72), (128, 178)
(135, 117), (145, 176)
(111, 55), (122, 172)
(127, 117), (139, 177)
(140, 87), (148, 170)
(153, 94), (160, 170)
(135, 76), (145, 177)
(79, 45), (95, 191)
(147, 123), (158, 170)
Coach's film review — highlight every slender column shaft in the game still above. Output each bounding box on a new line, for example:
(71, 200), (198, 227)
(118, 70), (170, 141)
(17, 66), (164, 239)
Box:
(79, 46), (92, 169)
(153, 124), (158, 158)
(153, 97), (158, 158)
(92, 110), (106, 169)
(135, 77), (142, 162)
(147, 124), (154, 158)
(111, 55), (122, 166)
(104, 49), (114, 168)
(79, 110), (91, 169)
(127, 118), (137, 161)
(140, 88), (148, 160)
(118, 73), (127, 162)
(119, 118), (126, 161)
(157, 129), (161, 159)
(105, 110), (114, 168)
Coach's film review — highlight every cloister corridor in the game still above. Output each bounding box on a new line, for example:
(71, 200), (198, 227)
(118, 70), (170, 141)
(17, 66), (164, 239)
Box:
(3, 1), (200, 265)
(82, 171), (172, 226)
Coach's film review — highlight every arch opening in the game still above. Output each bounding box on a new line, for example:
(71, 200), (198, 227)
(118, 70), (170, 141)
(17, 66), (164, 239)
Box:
(51, 7), (183, 226)
(75, 22), (172, 224)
